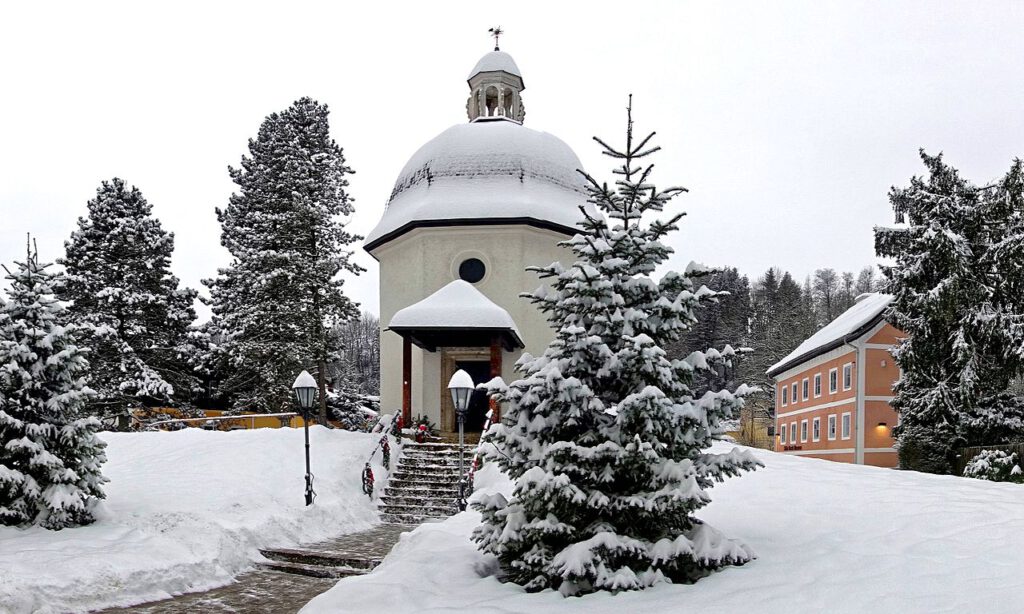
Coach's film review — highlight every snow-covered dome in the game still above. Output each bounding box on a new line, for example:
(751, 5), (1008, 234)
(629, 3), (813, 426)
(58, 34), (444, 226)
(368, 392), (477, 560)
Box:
(468, 51), (522, 82)
(364, 120), (587, 251)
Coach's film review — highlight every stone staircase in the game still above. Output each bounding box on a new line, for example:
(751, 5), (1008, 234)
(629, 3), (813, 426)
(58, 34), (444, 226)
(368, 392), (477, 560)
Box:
(256, 548), (381, 579)
(380, 441), (469, 523)
(253, 523), (411, 580)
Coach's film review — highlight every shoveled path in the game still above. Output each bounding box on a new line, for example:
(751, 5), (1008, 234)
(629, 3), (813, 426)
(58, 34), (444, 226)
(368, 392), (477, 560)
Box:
(101, 523), (412, 614)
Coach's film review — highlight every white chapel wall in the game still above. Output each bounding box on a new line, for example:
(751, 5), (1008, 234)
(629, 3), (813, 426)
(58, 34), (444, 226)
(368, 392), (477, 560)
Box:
(375, 224), (574, 424)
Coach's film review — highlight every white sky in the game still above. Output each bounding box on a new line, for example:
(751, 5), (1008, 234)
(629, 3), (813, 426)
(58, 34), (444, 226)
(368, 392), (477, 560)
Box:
(2, 1), (1022, 320)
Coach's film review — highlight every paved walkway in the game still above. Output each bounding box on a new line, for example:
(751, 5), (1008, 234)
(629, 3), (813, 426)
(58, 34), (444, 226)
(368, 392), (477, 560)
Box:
(103, 524), (412, 614)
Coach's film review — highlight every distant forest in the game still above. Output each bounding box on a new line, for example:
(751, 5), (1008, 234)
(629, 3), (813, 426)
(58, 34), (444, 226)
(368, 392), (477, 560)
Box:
(338, 266), (880, 413)
(665, 265), (880, 410)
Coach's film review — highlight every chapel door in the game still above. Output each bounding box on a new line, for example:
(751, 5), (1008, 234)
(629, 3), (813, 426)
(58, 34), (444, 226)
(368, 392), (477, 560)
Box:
(454, 360), (491, 432)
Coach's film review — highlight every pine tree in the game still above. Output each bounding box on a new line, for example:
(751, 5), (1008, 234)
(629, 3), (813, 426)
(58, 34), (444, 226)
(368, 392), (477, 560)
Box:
(854, 266), (876, 295)
(473, 102), (760, 596)
(59, 178), (198, 419)
(811, 268), (841, 326)
(205, 97), (363, 419)
(0, 243), (107, 529)
(667, 267), (752, 396)
(875, 152), (1024, 473)
(329, 312), (381, 396)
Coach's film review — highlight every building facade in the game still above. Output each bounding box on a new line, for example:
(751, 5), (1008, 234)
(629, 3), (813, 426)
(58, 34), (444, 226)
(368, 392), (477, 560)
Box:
(365, 47), (585, 435)
(767, 293), (901, 467)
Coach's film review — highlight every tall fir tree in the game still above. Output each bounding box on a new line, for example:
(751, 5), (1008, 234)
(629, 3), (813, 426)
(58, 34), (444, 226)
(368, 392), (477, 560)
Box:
(205, 97), (362, 420)
(474, 102), (759, 595)
(59, 178), (198, 419)
(875, 152), (1024, 473)
(0, 243), (107, 529)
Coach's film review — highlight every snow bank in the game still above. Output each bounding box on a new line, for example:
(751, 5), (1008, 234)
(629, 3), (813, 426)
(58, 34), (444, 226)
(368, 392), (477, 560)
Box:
(0, 427), (385, 613)
(302, 443), (1024, 614)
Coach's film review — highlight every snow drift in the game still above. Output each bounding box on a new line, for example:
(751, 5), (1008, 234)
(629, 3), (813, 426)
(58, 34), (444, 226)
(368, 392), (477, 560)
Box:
(0, 427), (384, 613)
(303, 442), (1024, 614)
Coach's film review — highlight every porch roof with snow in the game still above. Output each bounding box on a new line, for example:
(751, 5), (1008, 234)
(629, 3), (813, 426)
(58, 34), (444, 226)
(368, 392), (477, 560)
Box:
(766, 293), (894, 378)
(387, 280), (525, 352)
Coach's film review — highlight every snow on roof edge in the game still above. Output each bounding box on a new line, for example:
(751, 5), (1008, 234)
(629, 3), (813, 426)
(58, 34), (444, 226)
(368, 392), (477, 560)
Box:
(767, 293), (894, 377)
(388, 280), (523, 341)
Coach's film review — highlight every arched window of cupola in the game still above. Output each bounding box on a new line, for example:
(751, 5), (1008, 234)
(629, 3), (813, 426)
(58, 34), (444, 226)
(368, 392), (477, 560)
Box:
(484, 86), (500, 117)
(502, 88), (515, 118)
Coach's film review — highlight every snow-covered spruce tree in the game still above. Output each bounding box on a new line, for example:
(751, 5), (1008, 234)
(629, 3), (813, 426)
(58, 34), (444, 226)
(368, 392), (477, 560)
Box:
(59, 178), (199, 419)
(875, 153), (1024, 474)
(205, 97), (362, 420)
(473, 102), (760, 596)
(0, 243), (107, 529)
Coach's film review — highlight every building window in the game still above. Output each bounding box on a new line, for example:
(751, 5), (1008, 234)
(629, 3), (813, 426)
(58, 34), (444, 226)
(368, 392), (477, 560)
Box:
(790, 422), (797, 444)
(800, 419), (808, 442)
(841, 412), (852, 439)
(792, 382), (798, 404)
(779, 421), (787, 444)
(781, 385), (789, 407)
(828, 414), (837, 440)
(843, 363), (853, 391)
(813, 373), (822, 398)
(829, 368), (838, 393)
(812, 417), (821, 442)
(802, 378), (809, 401)
(458, 258), (486, 283)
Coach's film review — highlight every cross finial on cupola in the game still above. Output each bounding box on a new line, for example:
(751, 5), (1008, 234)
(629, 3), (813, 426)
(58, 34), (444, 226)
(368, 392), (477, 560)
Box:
(466, 31), (525, 123)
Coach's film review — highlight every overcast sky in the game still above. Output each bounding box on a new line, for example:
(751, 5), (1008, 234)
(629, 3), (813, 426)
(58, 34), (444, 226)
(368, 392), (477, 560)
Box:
(2, 1), (1022, 320)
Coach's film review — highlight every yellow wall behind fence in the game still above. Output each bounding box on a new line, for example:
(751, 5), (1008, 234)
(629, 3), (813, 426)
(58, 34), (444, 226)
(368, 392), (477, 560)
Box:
(135, 408), (316, 430)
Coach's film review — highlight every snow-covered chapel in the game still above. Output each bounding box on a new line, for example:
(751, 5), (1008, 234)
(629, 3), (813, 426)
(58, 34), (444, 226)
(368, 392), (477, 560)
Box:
(365, 45), (586, 435)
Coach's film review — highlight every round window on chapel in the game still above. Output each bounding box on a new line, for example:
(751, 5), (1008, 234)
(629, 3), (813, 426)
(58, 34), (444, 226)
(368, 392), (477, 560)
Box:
(458, 258), (486, 283)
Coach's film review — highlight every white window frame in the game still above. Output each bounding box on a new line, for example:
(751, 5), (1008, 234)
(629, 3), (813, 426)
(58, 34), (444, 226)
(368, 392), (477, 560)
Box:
(779, 421), (787, 444)
(841, 412), (852, 440)
(842, 363), (853, 391)
(791, 382), (798, 404)
(828, 414), (837, 440)
(812, 417), (821, 442)
(813, 373), (822, 398)
(781, 384), (788, 407)
(802, 378), (809, 401)
(829, 367), (838, 393)
(800, 419), (808, 443)
(790, 422), (797, 444)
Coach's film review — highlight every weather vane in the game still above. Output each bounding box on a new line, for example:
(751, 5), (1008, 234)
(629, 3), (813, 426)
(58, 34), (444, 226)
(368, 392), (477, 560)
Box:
(488, 26), (503, 51)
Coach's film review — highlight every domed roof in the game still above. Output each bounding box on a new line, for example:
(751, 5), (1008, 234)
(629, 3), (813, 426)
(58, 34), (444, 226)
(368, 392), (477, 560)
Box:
(468, 50), (522, 81)
(364, 120), (588, 252)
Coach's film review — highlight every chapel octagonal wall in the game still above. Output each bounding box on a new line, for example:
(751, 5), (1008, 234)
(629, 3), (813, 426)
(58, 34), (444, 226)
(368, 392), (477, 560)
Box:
(374, 224), (574, 425)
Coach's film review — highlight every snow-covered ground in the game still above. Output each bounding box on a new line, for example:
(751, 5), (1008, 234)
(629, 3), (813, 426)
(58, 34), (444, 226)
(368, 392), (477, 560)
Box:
(0, 427), (385, 613)
(303, 443), (1024, 614)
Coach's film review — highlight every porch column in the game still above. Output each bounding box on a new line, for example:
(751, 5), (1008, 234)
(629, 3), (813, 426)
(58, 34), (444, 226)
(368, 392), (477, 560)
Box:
(489, 335), (502, 422)
(402, 336), (412, 427)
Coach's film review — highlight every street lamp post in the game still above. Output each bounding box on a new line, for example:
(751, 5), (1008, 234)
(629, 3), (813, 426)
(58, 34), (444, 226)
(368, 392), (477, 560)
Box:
(447, 369), (474, 512)
(293, 370), (318, 506)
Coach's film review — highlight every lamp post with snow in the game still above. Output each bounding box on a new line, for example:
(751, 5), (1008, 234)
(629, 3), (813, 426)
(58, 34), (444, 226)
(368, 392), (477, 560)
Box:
(293, 370), (318, 506)
(448, 369), (474, 512)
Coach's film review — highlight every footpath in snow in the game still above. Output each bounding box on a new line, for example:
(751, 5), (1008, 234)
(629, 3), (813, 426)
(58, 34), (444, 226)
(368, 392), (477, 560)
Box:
(0, 427), (385, 614)
(302, 442), (1024, 614)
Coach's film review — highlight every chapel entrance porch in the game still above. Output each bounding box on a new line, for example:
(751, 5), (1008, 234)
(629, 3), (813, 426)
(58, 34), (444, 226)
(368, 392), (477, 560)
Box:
(386, 280), (525, 439)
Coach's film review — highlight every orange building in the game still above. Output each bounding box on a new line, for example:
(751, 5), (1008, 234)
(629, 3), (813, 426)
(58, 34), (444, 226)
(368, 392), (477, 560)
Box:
(766, 293), (901, 467)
